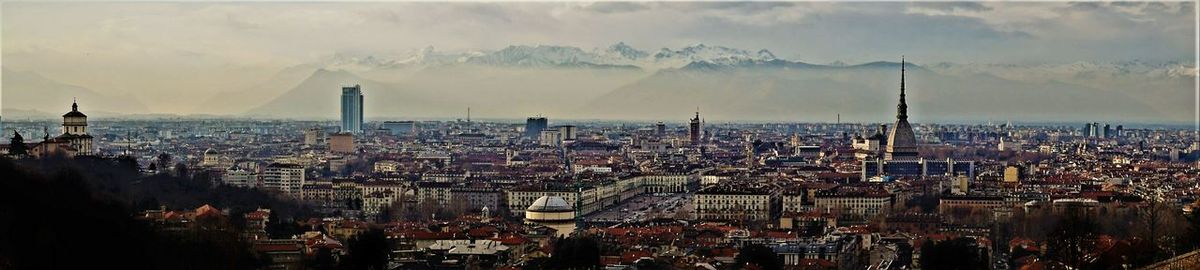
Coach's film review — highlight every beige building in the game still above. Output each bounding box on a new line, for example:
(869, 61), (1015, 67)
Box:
(1003, 166), (1021, 183)
(693, 185), (778, 221)
(524, 196), (576, 237)
(263, 163), (305, 196)
(328, 132), (354, 153)
(813, 192), (893, 217)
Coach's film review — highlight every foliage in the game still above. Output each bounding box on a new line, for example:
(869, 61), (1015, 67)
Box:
(0, 157), (260, 269)
(733, 244), (782, 270)
(341, 229), (390, 270)
(919, 237), (988, 270)
(545, 235), (603, 269)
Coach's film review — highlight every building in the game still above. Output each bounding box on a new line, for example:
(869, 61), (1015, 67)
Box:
(693, 184), (778, 222)
(524, 196), (576, 237)
(950, 175), (970, 195)
(525, 117), (548, 138)
(655, 122), (666, 136)
(938, 195), (1008, 215)
(861, 158), (976, 179)
(303, 128), (323, 146)
(223, 166), (259, 188)
(852, 125), (887, 159)
(539, 129), (563, 146)
(202, 148), (224, 168)
(813, 191), (893, 217)
(885, 59), (918, 160)
(374, 160), (400, 174)
(382, 121), (416, 136)
(59, 100), (94, 155)
(301, 182), (336, 206)
(340, 85), (363, 133)
(328, 132), (354, 153)
(263, 163), (306, 196)
(556, 125), (577, 142)
(689, 111), (702, 146)
(1003, 166), (1021, 183)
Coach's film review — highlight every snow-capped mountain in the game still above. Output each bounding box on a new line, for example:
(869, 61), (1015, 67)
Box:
(311, 42), (784, 71)
(649, 43), (777, 69)
(928, 60), (1197, 80)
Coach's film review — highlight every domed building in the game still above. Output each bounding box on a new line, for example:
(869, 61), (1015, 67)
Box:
(60, 100), (93, 155)
(30, 100), (93, 158)
(524, 196), (576, 237)
(202, 148), (223, 167)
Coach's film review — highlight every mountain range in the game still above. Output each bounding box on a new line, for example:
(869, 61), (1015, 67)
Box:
(4, 43), (1194, 123)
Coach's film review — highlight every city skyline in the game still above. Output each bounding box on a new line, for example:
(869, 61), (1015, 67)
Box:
(2, 2), (1200, 268)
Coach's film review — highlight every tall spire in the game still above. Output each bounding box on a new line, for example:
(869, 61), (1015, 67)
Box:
(897, 56), (908, 120)
(71, 97), (78, 112)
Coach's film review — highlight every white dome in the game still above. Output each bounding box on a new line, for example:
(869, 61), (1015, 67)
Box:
(527, 196), (572, 212)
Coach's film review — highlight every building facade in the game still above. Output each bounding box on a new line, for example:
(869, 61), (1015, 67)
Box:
(263, 163), (306, 196)
(340, 85), (363, 133)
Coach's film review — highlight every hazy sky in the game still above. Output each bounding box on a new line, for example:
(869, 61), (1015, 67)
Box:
(1, 1), (1196, 115)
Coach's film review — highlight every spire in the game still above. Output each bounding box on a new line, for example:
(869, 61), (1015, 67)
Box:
(897, 56), (908, 120)
(72, 97), (78, 112)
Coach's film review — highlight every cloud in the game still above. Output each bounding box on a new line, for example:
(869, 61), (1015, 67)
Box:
(1, 1), (1191, 115)
(910, 2), (993, 12)
(582, 2), (648, 14)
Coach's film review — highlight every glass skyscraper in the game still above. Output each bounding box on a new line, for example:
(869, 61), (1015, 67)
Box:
(340, 85), (363, 133)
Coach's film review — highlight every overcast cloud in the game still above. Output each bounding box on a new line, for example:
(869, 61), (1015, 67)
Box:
(1, 1), (1195, 114)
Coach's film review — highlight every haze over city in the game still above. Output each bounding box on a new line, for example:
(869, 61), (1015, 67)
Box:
(4, 1), (1200, 270)
(2, 1), (1196, 123)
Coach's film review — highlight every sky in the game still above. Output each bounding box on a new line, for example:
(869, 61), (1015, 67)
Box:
(1, 1), (1196, 117)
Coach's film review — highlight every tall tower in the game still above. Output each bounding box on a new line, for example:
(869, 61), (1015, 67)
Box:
(340, 85), (363, 133)
(689, 111), (702, 146)
(885, 58), (919, 160)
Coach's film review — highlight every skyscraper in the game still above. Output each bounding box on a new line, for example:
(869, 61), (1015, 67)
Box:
(885, 58), (918, 160)
(340, 85), (363, 133)
(525, 117), (548, 138)
(689, 111), (702, 146)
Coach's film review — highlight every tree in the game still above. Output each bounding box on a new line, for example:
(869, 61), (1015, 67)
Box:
(1180, 208), (1200, 253)
(546, 235), (602, 269)
(1046, 213), (1098, 268)
(116, 155), (140, 172)
(920, 237), (988, 270)
(342, 229), (389, 270)
(156, 153), (172, 173)
(311, 247), (337, 270)
(734, 244), (781, 270)
(0, 157), (263, 269)
(1134, 199), (1172, 264)
(175, 162), (190, 178)
(8, 131), (27, 157)
(266, 210), (301, 239)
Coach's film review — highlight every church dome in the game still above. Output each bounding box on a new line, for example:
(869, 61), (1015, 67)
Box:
(63, 101), (87, 118)
(526, 196), (572, 212)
